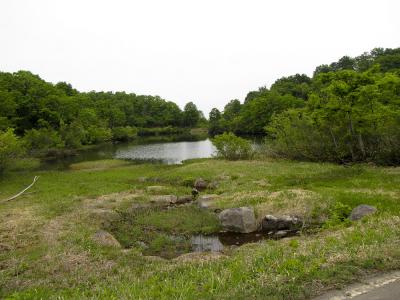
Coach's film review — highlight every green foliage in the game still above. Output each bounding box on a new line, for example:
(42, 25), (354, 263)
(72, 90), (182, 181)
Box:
(209, 47), (400, 164)
(266, 69), (400, 164)
(23, 128), (64, 151)
(0, 70), (206, 152)
(0, 129), (25, 173)
(209, 90), (305, 135)
(323, 202), (352, 228)
(138, 126), (187, 136)
(111, 126), (138, 141)
(183, 102), (201, 128)
(212, 132), (252, 160)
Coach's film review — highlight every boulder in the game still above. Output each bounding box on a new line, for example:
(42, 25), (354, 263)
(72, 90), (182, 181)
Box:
(350, 205), (377, 221)
(149, 195), (178, 205)
(194, 178), (208, 191)
(176, 195), (193, 204)
(219, 207), (258, 233)
(261, 215), (301, 232)
(92, 230), (121, 248)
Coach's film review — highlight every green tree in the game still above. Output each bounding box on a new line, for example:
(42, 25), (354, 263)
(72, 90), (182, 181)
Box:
(182, 102), (200, 127)
(208, 108), (223, 135)
(0, 129), (25, 173)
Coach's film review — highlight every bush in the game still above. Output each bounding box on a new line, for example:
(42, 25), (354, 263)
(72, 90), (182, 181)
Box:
(111, 126), (138, 141)
(23, 128), (64, 152)
(60, 122), (86, 148)
(138, 126), (187, 136)
(84, 126), (112, 144)
(212, 132), (252, 160)
(323, 202), (352, 228)
(0, 129), (25, 174)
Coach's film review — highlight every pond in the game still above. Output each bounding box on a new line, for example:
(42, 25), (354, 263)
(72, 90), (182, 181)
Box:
(191, 232), (268, 252)
(42, 137), (217, 169)
(41, 135), (263, 169)
(115, 139), (216, 164)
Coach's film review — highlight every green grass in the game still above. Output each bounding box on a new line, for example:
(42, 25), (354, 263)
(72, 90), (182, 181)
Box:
(0, 158), (399, 299)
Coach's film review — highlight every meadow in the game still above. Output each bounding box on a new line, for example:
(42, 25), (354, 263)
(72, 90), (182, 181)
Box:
(1, 158), (400, 299)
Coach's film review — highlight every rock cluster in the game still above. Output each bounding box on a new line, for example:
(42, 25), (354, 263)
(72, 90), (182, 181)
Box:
(217, 206), (301, 238)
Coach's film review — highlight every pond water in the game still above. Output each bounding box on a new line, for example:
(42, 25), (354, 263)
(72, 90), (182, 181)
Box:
(42, 137), (217, 169)
(191, 232), (268, 252)
(115, 139), (216, 164)
(42, 135), (263, 169)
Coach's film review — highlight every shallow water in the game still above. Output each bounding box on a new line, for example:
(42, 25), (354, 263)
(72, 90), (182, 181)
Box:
(191, 232), (268, 252)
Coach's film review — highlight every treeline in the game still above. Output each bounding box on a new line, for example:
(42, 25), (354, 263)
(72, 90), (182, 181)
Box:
(210, 48), (400, 164)
(0, 71), (206, 153)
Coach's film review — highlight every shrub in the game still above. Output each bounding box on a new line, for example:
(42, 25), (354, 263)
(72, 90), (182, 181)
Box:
(0, 129), (25, 174)
(323, 202), (352, 228)
(60, 122), (86, 148)
(212, 132), (252, 160)
(23, 128), (64, 152)
(84, 126), (112, 144)
(111, 126), (138, 141)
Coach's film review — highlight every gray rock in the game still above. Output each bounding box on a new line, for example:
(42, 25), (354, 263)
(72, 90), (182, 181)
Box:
(92, 230), (121, 248)
(176, 195), (193, 204)
(219, 207), (258, 233)
(194, 178), (208, 191)
(149, 195), (178, 205)
(350, 204), (377, 221)
(261, 215), (301, 232)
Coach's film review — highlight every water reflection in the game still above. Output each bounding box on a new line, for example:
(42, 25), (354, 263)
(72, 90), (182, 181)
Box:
(191, 235), (224, 252)
(192, 232), (268, 253)
(41, 137), (216, 169)
(115, 139), (216, 164)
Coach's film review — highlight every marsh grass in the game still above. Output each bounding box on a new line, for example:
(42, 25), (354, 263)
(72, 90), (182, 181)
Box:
(1, 159), (400, 299)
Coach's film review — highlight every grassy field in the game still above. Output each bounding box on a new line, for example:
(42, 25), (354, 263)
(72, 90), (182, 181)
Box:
(0, 158), (400, 299)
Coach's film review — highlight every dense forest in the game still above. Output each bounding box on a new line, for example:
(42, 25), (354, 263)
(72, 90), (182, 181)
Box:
(0, 71), (205, 153)
(210, 48), (400, 164)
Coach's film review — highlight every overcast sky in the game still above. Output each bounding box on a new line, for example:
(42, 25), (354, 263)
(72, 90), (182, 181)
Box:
(1, 0), (399, 115)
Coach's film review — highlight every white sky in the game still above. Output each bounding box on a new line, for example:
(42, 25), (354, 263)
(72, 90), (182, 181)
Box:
(1, 0), (399, 115)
